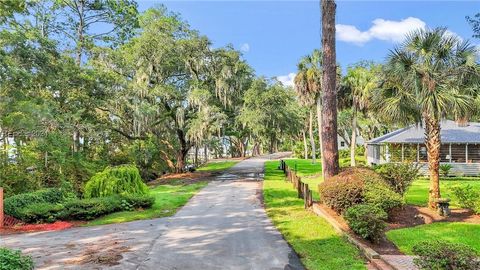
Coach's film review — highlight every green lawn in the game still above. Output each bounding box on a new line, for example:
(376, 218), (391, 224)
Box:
(386, 222), (480, 255)
(405, 177), (480, 207)
(86, 181), (208, 226)
(196, 161), (239, 172)
(264, 161), (367, 270)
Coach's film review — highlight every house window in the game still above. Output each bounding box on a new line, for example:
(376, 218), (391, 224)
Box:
(340, 141), (345, 147)
(451, 144), (466, 163)
(440, 144), (450, 162)
(389, 143), (402, 162)
(468, 144), (480, 163)
(419, 144), (428, 162)
(403, 144), (417, 162)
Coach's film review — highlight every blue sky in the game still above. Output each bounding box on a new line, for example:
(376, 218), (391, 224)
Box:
(137, 1), (479, 85)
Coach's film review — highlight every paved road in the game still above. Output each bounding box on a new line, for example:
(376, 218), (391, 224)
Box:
(1, 153), (303, 270)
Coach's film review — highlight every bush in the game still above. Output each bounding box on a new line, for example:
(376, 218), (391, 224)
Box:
(451, 185), (480, 214)
(318, 169), (365, 213)
(412, 240), (480, 270)
(59, 194), (155, 221)
(4, 188), (75, 219)
(440, 164), (453, 177)
(319, 167), (402, 213)
(17, 203), (65, 223)
(364, 181), (404, 212)
(374, 163), (419, 195)
(344, 204), (387, 243)
(121, 194), (155, 209)
(59, 196), (122, 221)
(0, 248), (34, 270)
(84, 165), (149, 198)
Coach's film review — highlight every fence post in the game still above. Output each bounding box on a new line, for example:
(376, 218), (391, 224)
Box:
(0, 187), (3, 228)
(304, 183), (309, 208)
(297, 178), (302, 198)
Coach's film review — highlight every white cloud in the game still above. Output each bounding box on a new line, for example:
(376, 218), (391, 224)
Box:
(336, 17), (426, 45)
(277, 73), (296, 87)
(240, 43), (250, 52)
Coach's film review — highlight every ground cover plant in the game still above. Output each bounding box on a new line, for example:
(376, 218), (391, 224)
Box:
(263, 161), (367, 270)
(0, 248), (34, 270)
(412, 240), (480, 270)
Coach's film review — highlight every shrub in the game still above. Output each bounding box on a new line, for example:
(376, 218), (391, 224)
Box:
(84, 165), (149, 198)
(344, 204), (387, 243)
(364, 181), (404, 212)
(319, 167), (401, 213)
(374, 163), (419, 195)
(318, 170), (365, 213)
(17, 203), (65, 223)
(451, 185), (480, 214)
(59, 196), (122, 221)
(4, 188), (75, 219)
(412, 240), (480, 270)
(0, 248), (34, 270)
(59, 194), (154, 221)
(440, 164), (453, 177)
(121, 194), (155, 209)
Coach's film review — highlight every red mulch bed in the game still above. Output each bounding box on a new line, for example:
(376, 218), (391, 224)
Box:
(0, 221), (77, 235)
(148, 171), (215, 186)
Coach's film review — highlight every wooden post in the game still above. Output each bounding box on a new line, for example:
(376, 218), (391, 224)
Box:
(0, 187), (3, 228)
(304, 184), (309, 209)
(297, 178), (302, 198)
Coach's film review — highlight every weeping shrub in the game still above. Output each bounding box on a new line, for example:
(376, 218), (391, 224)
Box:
(84, 165), (149, 198)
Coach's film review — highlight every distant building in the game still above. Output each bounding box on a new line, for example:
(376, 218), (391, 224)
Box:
(366, 120), (480, 176)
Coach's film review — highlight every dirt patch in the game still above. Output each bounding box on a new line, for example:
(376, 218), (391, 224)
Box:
(148, 171), (216, 186)
(65, 239), (130, 267)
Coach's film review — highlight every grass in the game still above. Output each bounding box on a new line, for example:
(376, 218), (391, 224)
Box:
(405, 177), (480, 208)
(386, 222), (480, 254)
(263, 160), (367, 270)
(86, 181), (208, 226)
(196, 161), (239, 172)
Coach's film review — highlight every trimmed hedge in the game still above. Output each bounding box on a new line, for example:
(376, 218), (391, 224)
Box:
(84, 165), (149, 198)
(374, 163), (419, 195)
(17, 203), (65, 223)
(4, 188), (75, 218)
(0, 248), (34, 270)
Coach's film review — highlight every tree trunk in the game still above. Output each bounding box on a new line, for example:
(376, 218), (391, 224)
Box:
(302, 129), (308, 160)
(316, 95), (325, 171)
(425, 115), (441, 209)
(309, 110), (316, 163)
(350, 108), (357, 167)
(204, 144), (208, 163)
(321, 0), (340, 180)
(194, 145), (199, 166)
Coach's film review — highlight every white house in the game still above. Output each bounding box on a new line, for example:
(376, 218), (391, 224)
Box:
(366, 120), (480, 176)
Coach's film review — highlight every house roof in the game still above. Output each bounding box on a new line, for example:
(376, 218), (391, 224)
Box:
(368, 120), (480, 144)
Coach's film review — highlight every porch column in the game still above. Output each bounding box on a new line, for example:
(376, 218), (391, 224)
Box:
(449, 143), (452, 163)
(416, 143), (420, 162)
(386, 144), (390, 162)
(401, 143), (404, 162)
(466, 144), (469, 163)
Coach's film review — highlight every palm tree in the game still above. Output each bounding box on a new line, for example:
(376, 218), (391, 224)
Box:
(294, 50), (323, 165)
(377, 28), (479, 208)
(343, 63), (379, 166)
(321, 0), (339, 179)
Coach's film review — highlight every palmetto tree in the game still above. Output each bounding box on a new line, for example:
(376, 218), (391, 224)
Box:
(376, 28), (479, 208)
(294, 50), (323, 164)
(343, 63), (379, 166)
